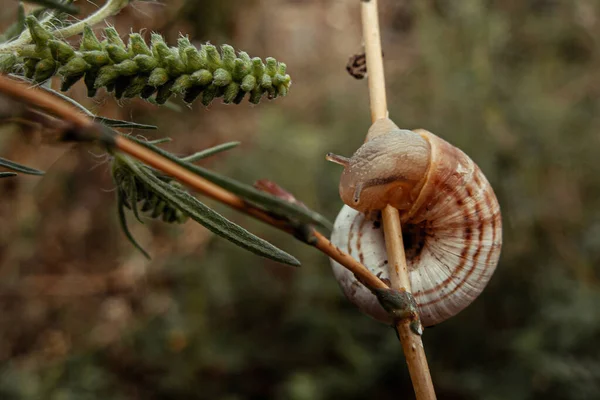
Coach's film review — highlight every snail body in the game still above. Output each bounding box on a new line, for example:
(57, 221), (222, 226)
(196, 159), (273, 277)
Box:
(329, 118), (502, 327)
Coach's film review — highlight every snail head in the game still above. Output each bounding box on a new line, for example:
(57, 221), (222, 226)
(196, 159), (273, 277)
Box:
(327, 119), (431, 215)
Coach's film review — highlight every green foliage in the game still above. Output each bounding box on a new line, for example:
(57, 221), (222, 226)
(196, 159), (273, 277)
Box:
(111, 149), (300, 266)
(6, 16), (292, 105)
(0, 155), (44, 176)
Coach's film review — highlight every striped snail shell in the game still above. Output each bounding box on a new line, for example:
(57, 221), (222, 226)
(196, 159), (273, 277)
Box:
(328, 118), (502, 327)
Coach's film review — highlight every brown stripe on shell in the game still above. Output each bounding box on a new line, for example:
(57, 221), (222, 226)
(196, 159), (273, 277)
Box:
(347, 211), (361, 253)
(419, 178), (488, 306)
(414, 174), (481, 297)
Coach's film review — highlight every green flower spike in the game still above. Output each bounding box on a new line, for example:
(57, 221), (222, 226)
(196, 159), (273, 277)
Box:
(12, 17), (292, 106)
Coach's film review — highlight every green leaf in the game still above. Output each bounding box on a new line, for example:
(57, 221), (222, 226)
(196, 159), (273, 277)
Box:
(180, 141), (240, 162)
(116, 188), (151, 259)
(0, 172), (17, 178)
(95, 117), (158, 130)
(0, 157), (44, 175)
(146, 137), (172, 145)
(125, 136), (333, 231)
(122, 156), (300, 266)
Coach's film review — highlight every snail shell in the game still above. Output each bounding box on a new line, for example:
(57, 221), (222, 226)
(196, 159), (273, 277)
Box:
(329, 118), (502, 327)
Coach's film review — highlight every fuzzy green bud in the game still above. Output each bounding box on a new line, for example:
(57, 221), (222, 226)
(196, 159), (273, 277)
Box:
(106, 44), (129, 63)
(223, 82), (240, 104)
(114, 60), (139, 76)
(213, 68), (232, 87)
(95, 65), (120, 88)
(133, 54), (158, 73)
(34, 58), (56, 81)
(265, 57), (277, 77)
(177, 37), (193, 63)
(240, 74), (256, 92)
(17, 44), (47, 59)
(175, 209), (188, 223)
(84, 70), (99, 97)
(251, 58), (265, 78)
(82, 50), (110, 67)
(204, 45), (221, 70)
(80, 25), (102, 51)
(151, 200), (167, 219)
(48, 40), (75, 63)
(273, 74), (286, 86)
(148, 67), (169, 87)
(190, 69), (212, 86)
(129, 33), (152, 56)
(104, 27), (126, 48)
(26, 16), (52, 48)
(183, 47), (205, 72)
(260, 74), (272, 89)
(238, 51), (252, 68)
(155, 80), (175, 104)
(220, 45), (236, 71)
(201, 84), (218, 106)
(278, 63), (287, 75)
(171, 74), (192, 95)
(23, 59), (37, 79)
(59, 56), (89, 77)
(249, 88), (264, 104)
(277, 84), (288, 97)
(165, 54), (185, 76)
(0, 54), (17, 73)
(232, 59), (247, 81)
(151, 34), (171, 63)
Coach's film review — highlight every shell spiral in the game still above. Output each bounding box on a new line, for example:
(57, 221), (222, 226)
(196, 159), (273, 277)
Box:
(330, 128), (502, 327)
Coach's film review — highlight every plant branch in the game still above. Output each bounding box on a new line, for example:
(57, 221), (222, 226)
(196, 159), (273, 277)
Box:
(0, 0), (130, 54)
(360, 1), (436, 399)
(0, 73), (389, 296)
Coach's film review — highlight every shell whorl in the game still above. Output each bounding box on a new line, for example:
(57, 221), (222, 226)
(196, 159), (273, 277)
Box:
(330, 129), (502, 327)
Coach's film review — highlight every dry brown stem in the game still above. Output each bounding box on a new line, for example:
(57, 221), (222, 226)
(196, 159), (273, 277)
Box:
(360, 1), (436, 398)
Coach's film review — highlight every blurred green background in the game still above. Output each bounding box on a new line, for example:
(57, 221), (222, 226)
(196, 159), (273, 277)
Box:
(1, 0), (600, 399)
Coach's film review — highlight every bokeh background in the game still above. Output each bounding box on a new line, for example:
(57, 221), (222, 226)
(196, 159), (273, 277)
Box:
(1, 0), (600, 399)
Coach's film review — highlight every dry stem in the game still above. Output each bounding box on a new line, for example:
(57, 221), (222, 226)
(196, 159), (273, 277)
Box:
(360, 1), (436, 398)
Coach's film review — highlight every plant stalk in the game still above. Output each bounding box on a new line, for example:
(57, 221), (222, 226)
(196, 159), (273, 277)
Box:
(360, 1), (436, 398)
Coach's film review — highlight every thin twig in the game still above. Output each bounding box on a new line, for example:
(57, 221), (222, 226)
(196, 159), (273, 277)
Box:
(360, 1), (436, 399)
(0, 73), (390, 297)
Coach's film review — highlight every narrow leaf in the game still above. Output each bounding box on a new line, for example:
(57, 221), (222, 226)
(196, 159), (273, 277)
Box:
(126, 136), (333, 231)
(0, 172), (17, 178)
(95, 117), (158, 130)
(0, 157), (44, 175)
(180, 141), (240, 162)
(124, 157), (300, 266)
(147, 137), (172, 145)
(116, 188), (151, 259)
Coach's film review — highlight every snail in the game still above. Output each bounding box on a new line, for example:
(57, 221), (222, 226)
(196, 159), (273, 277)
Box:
(327, 118), (502, 327)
